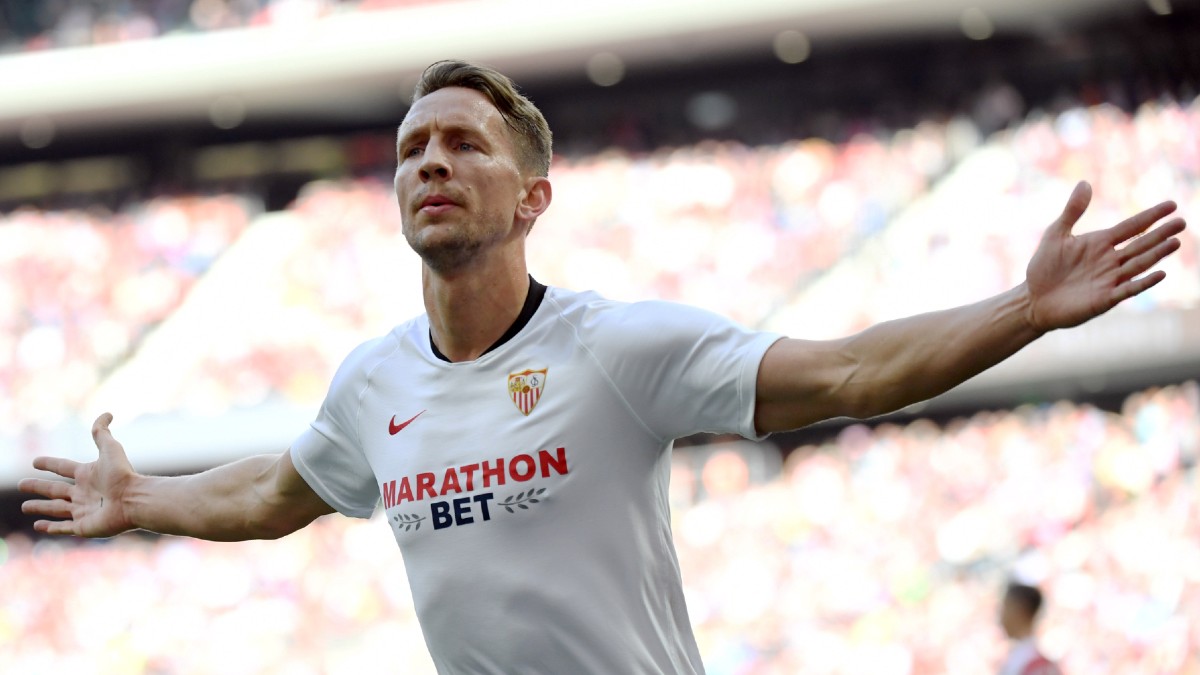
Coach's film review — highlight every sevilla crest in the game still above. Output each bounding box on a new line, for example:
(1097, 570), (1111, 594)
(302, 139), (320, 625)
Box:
(508, 368), (548, 416)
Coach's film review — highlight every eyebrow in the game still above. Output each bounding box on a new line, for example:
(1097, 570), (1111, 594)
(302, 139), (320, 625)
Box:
(397, 120), (488, 148)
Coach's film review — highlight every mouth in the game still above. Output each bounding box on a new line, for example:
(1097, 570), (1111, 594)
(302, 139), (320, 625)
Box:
(418, 195), (460, 214)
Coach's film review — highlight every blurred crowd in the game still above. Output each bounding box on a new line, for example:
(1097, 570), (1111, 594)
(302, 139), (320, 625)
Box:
(0, 195), (258, 438)
(768, 96), (1200, 338)
(5, 96), (1200, 445)
(3, 381), (1196, 674)
(0, 0), (449, 53)
(169, 179), (426, 416)
(529, 123), (956, 326)
(7, 118), (954, 439)
(79, 98), (1200, 424)
(675, 381), (1200, 674)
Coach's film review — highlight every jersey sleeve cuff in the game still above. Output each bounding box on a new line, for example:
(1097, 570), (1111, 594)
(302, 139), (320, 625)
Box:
(739, 332), (786, 441)
(290, 435), (377, 520)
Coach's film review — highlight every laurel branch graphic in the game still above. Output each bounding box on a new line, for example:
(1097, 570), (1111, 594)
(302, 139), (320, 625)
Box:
(499, 488), (546, 513)
(393, 513), (426, 531)
(393, 489), (548, 532)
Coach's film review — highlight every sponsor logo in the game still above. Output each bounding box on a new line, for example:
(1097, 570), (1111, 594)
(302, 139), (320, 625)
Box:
(383, 447), (569, 533)
(507, 368), (547, 416)
(389, 410), (426, 435)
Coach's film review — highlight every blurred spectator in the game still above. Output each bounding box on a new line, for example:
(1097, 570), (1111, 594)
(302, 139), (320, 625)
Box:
(998, 582), (1061, 675)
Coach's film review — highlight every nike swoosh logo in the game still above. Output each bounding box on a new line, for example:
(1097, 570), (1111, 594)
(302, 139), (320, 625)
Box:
(389, 410), (425, 435)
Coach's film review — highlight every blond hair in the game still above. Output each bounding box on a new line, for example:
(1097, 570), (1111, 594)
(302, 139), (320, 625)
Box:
(412, 60), (553, 177)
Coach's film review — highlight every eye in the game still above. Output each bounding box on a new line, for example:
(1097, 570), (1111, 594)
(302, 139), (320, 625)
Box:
(404, 146), (423, 158)
(458, 142), (474, 151)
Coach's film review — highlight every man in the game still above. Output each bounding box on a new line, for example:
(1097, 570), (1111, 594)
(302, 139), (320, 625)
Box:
(19, 60), (1185, 673)
(999, 582), (1062, 675)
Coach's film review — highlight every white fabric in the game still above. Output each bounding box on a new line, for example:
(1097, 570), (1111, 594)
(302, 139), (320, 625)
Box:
(999, 638), (1038, 675)
(291, 286), (783, 674)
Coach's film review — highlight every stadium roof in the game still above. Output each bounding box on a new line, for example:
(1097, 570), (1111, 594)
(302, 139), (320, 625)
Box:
(0, 0), (1140, 138)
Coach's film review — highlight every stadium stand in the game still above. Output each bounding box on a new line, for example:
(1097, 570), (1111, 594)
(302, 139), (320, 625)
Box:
(3, 382), (1196, 673)
(0, 118), (958, 474)
(10, 97), (1195, 441)
(766, 96), (1200, 339)
(0, 194), (258, 435)
(530, 124), (956, 325)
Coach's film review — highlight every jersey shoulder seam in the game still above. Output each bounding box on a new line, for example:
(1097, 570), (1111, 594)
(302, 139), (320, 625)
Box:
(546, 292), (666, 445)
(352, 329), (408, 452)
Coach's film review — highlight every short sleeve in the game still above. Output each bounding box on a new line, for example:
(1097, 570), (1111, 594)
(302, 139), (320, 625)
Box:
(583, 300), (784, 441)
(290, 339), (387, 519)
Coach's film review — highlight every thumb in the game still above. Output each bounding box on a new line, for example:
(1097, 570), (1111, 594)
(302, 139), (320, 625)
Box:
(91, 412), (117, 452)
(1055, 181), (1092, 234)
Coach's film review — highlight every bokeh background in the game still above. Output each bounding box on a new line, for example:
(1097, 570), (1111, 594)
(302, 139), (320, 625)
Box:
(1, 0), (1199, 673)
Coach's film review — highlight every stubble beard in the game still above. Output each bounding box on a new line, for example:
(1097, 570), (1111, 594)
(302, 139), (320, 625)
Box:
(404, 211), (508, 275)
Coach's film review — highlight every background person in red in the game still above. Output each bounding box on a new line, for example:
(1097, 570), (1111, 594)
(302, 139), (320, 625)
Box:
(999, 582), (1062, 675)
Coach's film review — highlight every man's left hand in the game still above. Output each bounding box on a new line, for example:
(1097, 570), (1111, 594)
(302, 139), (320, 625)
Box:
(1025, 181), (1187, 332)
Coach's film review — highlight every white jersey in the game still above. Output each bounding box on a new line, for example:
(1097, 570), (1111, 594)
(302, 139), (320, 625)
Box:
(291, 285), (782, 674)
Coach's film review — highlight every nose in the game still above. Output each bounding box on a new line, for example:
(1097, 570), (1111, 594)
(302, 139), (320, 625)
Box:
(419, 142), (452, 182)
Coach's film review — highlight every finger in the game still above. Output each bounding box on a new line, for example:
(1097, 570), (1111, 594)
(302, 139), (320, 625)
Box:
(19, 476), (75, 499)
(92, 413), (127, 460)
(1055, 181), (1092, 233)
(1107, 200), (1178, 245)
(1119, 237), (1181, 281)
(23, 498), (74, 519)
(92, 412), (115, 448)
(17, 478), (73, 500)
(1113, 270), (1167, 304)
(1118, 218), (1187, 263)
(31, 456), (80, 479)
(34, 520), (79, 536)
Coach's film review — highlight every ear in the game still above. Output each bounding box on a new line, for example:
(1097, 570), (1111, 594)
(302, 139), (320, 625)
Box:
(515, 176), (552, 232)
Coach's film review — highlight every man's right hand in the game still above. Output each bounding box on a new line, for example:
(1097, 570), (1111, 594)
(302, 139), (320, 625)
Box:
(18, 413), (137, 538)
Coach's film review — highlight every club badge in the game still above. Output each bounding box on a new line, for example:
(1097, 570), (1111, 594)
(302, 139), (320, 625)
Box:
(507, 368), (548, 416)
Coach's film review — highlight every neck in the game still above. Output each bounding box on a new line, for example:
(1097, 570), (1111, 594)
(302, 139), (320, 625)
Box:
(1009, 626), (1034, 642)
(423, 246), (530, 362)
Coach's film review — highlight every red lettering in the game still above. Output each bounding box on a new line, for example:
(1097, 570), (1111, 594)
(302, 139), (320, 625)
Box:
(539, 447), (568, 477)
(482, 459), (506, 488)
(460, 463), (479, 491)
(387, 447), (568, 506)
(382, 480), (398, 509)
(440, 467), (462, 495)
(510, 454), (536, 482)
(416, 472), (436, 500)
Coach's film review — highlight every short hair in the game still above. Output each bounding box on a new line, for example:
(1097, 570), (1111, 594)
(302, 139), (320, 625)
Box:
(1005, 582), (1044, 620)
(411, 60), (553, 177)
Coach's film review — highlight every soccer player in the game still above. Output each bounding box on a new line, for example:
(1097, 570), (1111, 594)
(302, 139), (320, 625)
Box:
(999, 582), (1062, 675)
(19, 60), (1186, 673)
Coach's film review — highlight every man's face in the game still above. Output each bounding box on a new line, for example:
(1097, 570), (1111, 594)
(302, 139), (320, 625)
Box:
(394, 87), (528, 272)
(999, 593), (1021, 638)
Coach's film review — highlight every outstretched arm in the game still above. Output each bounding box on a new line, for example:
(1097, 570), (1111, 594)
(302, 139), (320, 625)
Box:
(755, 182), (1186, 433)
(18, 413), (334, 540)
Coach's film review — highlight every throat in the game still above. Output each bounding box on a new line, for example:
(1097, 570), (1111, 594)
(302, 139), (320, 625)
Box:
(429, 275), (547, 362)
